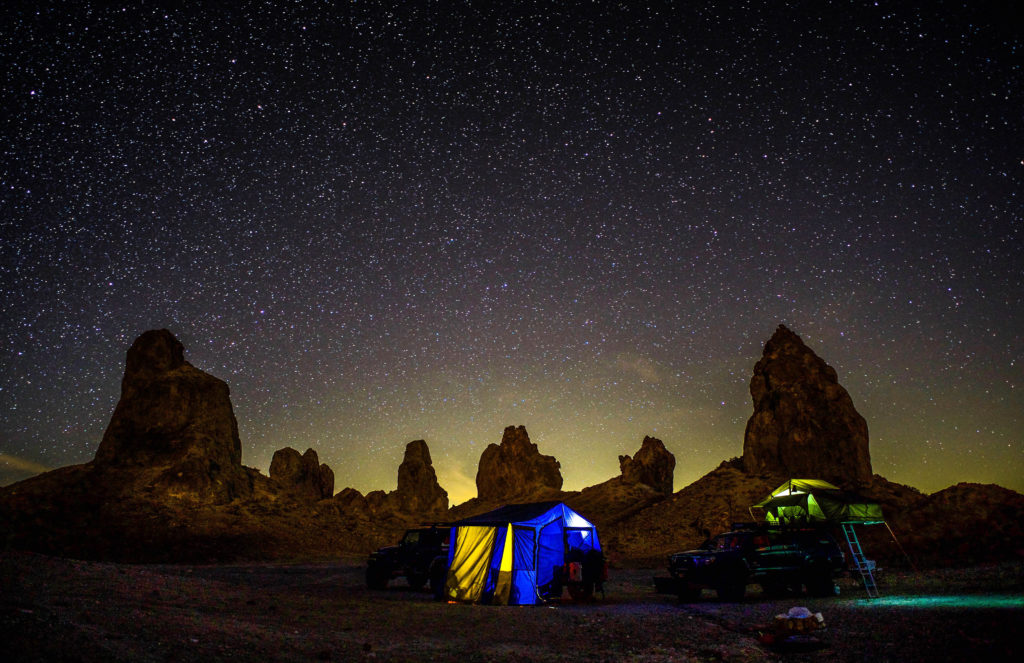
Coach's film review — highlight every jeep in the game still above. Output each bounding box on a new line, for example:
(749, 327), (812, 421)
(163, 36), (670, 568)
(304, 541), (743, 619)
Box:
(366, 526), (449, 590)
(667, 524), (845, 601)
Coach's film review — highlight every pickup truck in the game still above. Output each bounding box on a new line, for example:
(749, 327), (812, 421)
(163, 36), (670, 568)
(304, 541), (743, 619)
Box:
(666, 524), (845, 600)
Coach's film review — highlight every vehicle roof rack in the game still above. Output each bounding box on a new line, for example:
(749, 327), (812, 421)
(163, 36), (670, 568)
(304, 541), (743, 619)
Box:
(730, 522), (762, 530)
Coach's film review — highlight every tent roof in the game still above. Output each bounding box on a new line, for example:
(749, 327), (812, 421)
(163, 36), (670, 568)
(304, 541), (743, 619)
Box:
(453, 501), (595, 529)
(755, 479), (842, 505)
(753, 478), (885, 524)
(755, 478), (879, 506)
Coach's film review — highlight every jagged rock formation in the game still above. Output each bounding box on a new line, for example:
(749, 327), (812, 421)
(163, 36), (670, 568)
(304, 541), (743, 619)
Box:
(364, 490), (389, 513)
(333, 440), (448, 520)
(4, 329), (1023, 568)
(565, 436), (676, 528)
(93, 329), (251, 503)
(604, 459), (781, 562)
(320, 464), (335, 499)
(619, 436), (675, 495)
(0, 329), (411, 562)
(393, 440), (448, 517)
(270, 447), (335, 501)
(334, 487), (373, 519)
(873, 482), (1024, 567)
(476, 425), (562, 502)
(742, 325), (872, 489)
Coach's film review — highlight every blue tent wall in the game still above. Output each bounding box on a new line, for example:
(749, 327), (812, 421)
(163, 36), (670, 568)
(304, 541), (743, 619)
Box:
(536, 519), (562, 594)
(511, 527), (537, 604)
(445, 501), (601, 605)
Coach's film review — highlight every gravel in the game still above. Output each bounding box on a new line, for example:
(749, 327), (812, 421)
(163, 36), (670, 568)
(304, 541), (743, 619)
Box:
(2, 551), (1020, 662)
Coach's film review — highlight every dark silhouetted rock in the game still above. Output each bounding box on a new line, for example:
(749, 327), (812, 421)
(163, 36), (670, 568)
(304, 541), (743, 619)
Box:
(877, 482), (1024, 567)
(269, 448), (304, 484)
(334, 487), (372, 519)
(619, 436), (675, 495)
(742, 325), (872, 489)
(270, 447), (334, 501)
(562, 437), (675, 529)
(601, 459), (781, 562)
(392, 440), (448, 517)
(0, 329), (423, 563)
(365, 490), (389, 513)
(93, 329), (251, 503)
(476, 426), (562, 502)
(319, 463), (335, 499)
(340, 441), (448, 520)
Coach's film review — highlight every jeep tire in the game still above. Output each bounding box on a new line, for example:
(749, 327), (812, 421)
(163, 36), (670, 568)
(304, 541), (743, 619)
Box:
(407, 572), (427, 590)
(715, 566), (747, 601)
(677, 584), (701, 602)
(804, 563), (835, 597)
(366, 562), (390, 590)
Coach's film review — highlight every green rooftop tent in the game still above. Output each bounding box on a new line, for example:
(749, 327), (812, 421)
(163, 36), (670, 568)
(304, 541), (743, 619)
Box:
(753, 479), (894, 598)
(753, 479), (885, 526)
(444, 501), (601, 605)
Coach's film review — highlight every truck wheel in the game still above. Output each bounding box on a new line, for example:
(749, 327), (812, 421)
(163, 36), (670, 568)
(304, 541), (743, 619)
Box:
(760, 579), (790, 597)
(716, 579), (746, 601)
(677, 585), (701, 602)
(804, 565), (835, 597)
(716, 567), (747, 601)
(429, 557), (448, 600)
(407, 573), (426, 590)
(366, 564), (389, 590)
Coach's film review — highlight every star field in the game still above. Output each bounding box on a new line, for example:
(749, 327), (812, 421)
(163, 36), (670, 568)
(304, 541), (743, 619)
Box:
(2, 2), (1021, 502)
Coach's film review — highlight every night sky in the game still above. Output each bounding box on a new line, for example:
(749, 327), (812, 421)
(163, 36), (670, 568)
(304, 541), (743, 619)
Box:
(3, 1), (1021, 503)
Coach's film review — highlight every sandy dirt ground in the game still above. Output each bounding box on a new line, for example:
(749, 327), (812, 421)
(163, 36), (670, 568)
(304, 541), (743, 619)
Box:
(2, 550), (1021, 662)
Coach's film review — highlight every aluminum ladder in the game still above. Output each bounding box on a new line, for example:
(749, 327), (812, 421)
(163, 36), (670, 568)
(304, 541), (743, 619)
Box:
(841, 522), (879, 598)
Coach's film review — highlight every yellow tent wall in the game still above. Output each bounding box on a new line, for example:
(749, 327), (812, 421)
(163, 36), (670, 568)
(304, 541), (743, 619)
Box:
(446, 526), (496, 602)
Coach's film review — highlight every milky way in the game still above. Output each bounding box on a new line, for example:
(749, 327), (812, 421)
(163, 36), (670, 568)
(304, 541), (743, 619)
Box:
(3, 2), (1021, 501)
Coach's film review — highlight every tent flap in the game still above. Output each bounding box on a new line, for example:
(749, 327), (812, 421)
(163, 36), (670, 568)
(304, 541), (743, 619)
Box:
(492, 524), (514, 605)
(445, 525), (497, 602)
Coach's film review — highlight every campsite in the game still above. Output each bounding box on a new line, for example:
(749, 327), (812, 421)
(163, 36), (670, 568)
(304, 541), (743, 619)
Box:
(2, 549), (1020, 662)
(3, 328), (1022, 660)
(4, 490), (1020, 662)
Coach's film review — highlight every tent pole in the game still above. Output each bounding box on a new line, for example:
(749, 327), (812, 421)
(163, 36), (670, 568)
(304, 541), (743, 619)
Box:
(885, 522), (918, 572)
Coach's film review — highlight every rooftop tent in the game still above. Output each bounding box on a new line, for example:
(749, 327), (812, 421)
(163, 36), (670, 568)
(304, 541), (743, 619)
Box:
(754, 479), (885, 526)
(754, 479), (895, 599)
(445, 501), (600, 605)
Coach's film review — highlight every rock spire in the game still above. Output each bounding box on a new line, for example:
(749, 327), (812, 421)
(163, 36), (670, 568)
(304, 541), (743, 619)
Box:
(619, 436), (675, 495)
(476, 425), (562, 502)
(93, 329), (251, 503)
(742, 325), (872, 488)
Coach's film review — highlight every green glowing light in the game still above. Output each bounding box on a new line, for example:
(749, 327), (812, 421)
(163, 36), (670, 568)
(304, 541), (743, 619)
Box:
(851, 595), (1024, 610)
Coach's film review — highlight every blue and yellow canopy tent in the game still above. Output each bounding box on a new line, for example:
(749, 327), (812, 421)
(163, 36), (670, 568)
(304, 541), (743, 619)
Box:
(444, 501), (600, 605)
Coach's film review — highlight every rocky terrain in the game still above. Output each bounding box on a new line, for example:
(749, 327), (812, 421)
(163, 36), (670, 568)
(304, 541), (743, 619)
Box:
(2, 550), (1020, 662)
(2, 325), (1022, 570)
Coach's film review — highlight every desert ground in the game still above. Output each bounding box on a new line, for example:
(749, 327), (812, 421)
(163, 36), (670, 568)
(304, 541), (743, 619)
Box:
(2, 550), (1021, 662)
